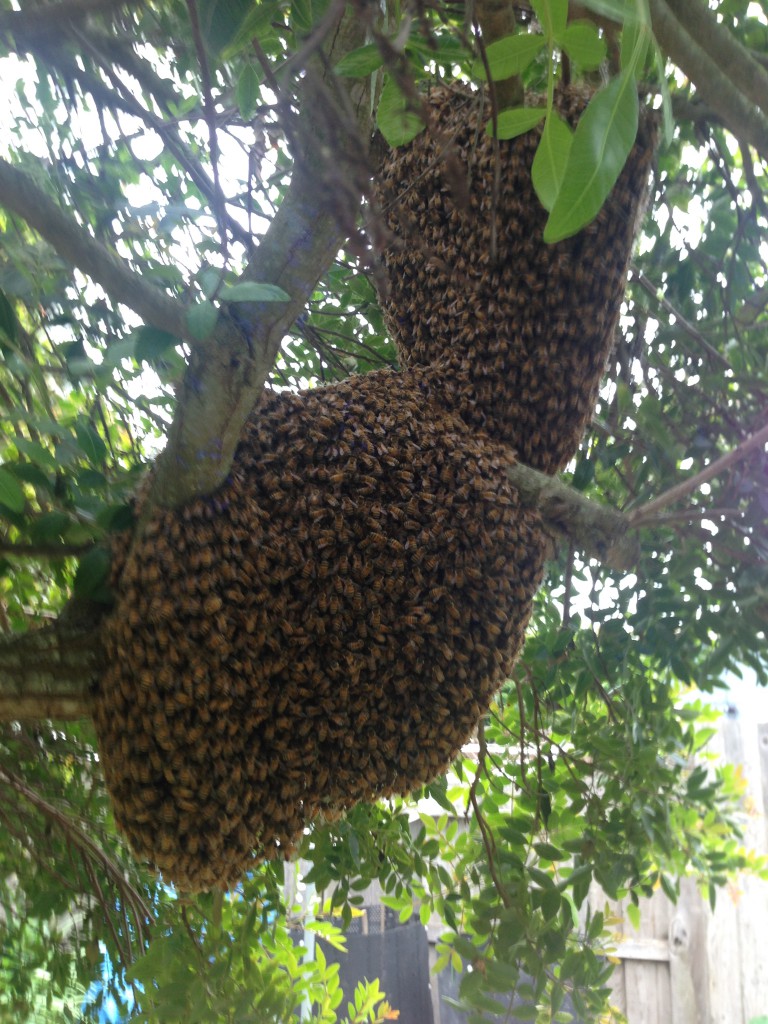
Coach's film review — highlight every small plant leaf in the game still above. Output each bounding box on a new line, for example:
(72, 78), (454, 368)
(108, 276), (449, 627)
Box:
(530, 0), (568, 40)
(74, 420), (107, 464)
(219, 282), (290, 303)
(235, 63), (262, 120)
(544, 71), (639, 242)
(133, 326), (179, 364)
(487, 106), (545, 140)
(472, 34), (545, 82)
(0, 467), (25, 513)
(186, 301), (219, 341)
(532, 110), (573, 211)
(377, 77), (425, 148)
(558, 20), (607, 70)
(335, 43), (384, 77)
(0, 289), (17, 343)
(73, 547), (112, 601)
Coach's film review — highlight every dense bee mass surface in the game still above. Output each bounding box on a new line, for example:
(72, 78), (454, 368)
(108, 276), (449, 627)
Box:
(95, 370), (546, 890)
(376, 85), (656, 473)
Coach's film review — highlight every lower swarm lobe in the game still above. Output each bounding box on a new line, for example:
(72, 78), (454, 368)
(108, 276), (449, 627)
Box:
(95, 372), (545, 890)
(93, 85), (653, 891)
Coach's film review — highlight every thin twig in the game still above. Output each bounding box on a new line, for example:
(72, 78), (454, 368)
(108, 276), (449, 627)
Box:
(631, 265), (731, 370)
(0, 540), (97, 558)
(630, 420), (768, 527)
(468, 722), (512, 909)
(186, 0), (229, 265)
(0, 767), (154, 924)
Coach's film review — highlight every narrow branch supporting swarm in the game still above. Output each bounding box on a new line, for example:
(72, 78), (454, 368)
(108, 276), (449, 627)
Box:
(508, 462), (640, 572)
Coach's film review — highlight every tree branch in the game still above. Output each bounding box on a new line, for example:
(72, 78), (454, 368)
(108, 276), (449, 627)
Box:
(663, 0), (768, 122)
(629, 420), (768, 527)
(0, 0), (134, 45)
(0, 620), (102, 721)
(0, 156), (188, 340)
(147, 9), (377, 509)
(508, 463), (640, 572)
(648, 0), (768, 158)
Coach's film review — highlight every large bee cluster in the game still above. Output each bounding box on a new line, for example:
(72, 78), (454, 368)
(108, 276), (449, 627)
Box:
(376, 85), (656, 473)
(94, 85), (653, 891)
(94, 370), (546, 890)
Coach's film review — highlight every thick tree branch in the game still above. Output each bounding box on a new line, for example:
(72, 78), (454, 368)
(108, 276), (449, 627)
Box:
(148, 9), (377, 509)
(0, 156), (188, 340)
(663, 0), (768, 122)
(648, 0), (768, 158)
(0, 0), (133, 45)
(0, 620), (102, 720)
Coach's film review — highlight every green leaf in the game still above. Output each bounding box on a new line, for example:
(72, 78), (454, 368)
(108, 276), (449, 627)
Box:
(540, 888), (561, 921)
(531, 111), (572, 211)
(197, 0), (254, 54)
(531, 0), (568, 40)
(14, 438), (57, 471)
(487, 106), (545, 140)
(74, 420), (107, 464)
(29, 511), (72, 544)
(377, 77), (425, 148)
(291, 0), (313, 34)
(133, 326), (179, 364)
(0, 289), (17, 343)
(533, 841), (567, 861)
(472, 34), (545, 82)
(625, 901), (641, 931)
(334, 43), (384, 78)
(219, 282), (291, 303)
(621, 2), (653, 75)
(186, 301), (219, 341)
(73, 547), (112, 601)
(235, 64), (263, 121)
(0, 467), (25, 513)
(543, 71), (639, 242)
(529, 866), (558, 890)
(558, 20), (608, 69)
(576, 0), (624, 17)
(101, 339), (138, 370)
(12, 463), (51, 490)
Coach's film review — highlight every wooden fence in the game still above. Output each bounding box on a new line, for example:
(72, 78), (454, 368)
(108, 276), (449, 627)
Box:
(594, 705), (768, 1024)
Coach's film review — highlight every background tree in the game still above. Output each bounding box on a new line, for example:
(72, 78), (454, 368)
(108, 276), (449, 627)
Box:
(0, 0), (766, 1021)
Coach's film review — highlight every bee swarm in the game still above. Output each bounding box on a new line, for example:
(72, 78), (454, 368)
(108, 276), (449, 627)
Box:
(93, 85), (654, 891)
(95, 372), (545, 890)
